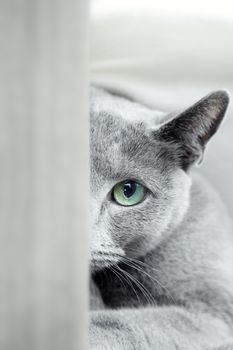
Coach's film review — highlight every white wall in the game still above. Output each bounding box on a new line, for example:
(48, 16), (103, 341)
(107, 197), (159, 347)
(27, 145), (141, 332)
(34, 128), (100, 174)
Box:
(90, 0), (233, 215)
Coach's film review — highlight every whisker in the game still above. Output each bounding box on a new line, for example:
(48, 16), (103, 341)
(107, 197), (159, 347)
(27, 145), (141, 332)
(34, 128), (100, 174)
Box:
(109, 265), (127, 293)
(118, 261), (155, 305)
(111, 265), (142, 304)
(114, 248), (161, 274)
(116, 265), (155, 305)
(112, 252), (175, 305)
(121, 256), (175, 306)
(124, 256), (170, 289)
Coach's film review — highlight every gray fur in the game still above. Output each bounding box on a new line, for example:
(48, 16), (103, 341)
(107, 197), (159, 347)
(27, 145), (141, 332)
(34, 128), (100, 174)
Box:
(89, 86), (233, 349)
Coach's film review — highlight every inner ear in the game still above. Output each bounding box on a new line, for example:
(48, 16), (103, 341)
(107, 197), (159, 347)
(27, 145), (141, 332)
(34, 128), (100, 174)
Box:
(155, 90), (229, 170)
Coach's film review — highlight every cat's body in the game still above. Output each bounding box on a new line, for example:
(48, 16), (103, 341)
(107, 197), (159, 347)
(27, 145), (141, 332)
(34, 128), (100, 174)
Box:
(90, 86), (233, 349)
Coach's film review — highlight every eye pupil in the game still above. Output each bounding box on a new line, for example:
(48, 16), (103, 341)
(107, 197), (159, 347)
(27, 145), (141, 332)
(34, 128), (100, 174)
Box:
(112, 179), (146, 206)
(123, 182), (136, 198)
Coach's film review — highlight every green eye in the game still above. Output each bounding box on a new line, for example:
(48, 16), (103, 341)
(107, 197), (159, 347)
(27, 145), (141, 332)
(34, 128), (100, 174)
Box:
(112, 180), (146, 206)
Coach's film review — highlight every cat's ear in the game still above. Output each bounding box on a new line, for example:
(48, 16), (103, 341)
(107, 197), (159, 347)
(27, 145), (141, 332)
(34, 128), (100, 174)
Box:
(157, 90), (229, 170)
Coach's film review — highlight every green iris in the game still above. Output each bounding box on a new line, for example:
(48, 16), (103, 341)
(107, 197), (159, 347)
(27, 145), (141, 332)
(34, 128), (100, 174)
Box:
(112, 180), (146, 206)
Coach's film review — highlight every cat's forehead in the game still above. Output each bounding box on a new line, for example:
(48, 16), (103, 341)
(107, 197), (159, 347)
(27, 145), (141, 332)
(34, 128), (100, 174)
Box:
(90, 87), (150, 161)
(90, 87), (167, 184)
(90, 86), (164, 124)
(89, 86), (166, 144)
(90, 107), (145, 182)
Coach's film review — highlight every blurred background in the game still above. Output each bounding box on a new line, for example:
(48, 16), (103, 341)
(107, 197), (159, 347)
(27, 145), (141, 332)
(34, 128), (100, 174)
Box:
(90, 0), (233, 216)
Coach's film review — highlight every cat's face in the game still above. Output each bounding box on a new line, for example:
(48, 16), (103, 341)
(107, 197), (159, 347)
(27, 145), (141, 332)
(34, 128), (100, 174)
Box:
(90, 87), (229, 272)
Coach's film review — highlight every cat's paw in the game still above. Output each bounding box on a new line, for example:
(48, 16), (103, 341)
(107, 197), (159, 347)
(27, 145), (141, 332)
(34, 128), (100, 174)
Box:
(89, 311), (124, 350)
(89, 319), (119, 350)
(89, 310), (141, 350)
(212, 345), (233, 350)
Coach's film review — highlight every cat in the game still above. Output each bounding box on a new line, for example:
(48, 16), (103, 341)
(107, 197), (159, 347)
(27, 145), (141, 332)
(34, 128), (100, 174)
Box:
(89, 86), (233, 349)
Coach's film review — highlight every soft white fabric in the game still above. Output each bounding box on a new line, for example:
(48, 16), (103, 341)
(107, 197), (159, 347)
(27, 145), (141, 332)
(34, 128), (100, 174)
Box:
(91, 0), (233, 215)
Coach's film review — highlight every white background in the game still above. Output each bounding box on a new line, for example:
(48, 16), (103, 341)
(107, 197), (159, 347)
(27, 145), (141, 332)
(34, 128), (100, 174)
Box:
(91, 0), (233, 215)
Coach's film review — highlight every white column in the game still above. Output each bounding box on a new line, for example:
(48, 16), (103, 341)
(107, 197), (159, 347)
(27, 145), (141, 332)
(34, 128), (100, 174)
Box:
(0, 1), (89, 349)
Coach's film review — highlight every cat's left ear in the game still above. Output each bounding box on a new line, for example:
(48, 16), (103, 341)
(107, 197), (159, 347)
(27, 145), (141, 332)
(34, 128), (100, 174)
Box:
(157, 90), (230, 170)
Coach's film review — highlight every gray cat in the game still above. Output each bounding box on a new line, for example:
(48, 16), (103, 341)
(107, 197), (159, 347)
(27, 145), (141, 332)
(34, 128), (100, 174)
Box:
(89, 86), (233, 349)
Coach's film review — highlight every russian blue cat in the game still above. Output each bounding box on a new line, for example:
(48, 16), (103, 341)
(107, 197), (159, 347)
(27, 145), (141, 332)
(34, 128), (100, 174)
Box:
(90, 86), (233, 349)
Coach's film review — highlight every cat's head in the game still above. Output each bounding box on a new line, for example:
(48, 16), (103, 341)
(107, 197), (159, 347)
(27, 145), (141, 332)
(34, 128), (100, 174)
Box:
(90, 86), (229, 272)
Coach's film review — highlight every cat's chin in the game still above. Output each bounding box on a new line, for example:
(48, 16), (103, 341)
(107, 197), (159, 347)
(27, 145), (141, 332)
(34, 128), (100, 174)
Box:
(90, 259), (108, 274)
(90, 248), (125, 273)
(90, 260), (116, 274)
(90, 253), (123, 274)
